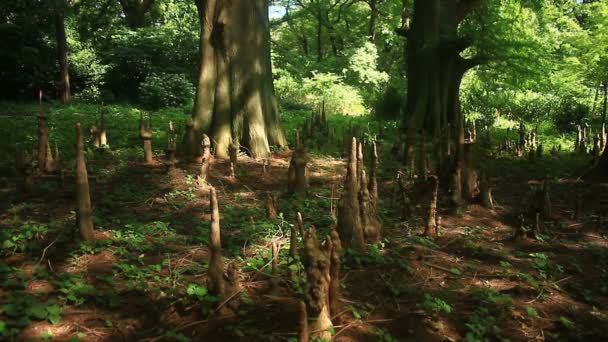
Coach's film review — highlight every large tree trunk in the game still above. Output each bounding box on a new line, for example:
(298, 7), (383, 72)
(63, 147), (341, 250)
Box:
(186, 0), (286, 160)
(55, 8), (70, 104)
(402, 0), (481, 202)
(585, 138), (608, 182)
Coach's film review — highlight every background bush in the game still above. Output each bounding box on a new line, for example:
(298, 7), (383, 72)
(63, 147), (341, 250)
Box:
(138, 73), (195, 110)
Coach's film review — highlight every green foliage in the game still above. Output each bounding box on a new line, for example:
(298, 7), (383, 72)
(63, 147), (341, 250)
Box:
(0, 222), (50, 255)
(345, 41), (389, 105)
(186, 284), (208, 300)
(275, 70), (366, 115)
(465, 307), (504, 342)
(554, 99), (590, 133)
(418, 293), (452, 314)
(139, 72), (195, 110)
(1, 292), (62, 337)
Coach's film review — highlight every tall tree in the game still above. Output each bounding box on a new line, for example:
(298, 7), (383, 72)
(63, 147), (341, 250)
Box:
(186, 0), (287, 159)
(399, 0), (483, 200)
(55, 0), (70, 104)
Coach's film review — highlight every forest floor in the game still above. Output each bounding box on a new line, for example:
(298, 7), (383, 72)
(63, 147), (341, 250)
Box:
(1, 107), (608, 342)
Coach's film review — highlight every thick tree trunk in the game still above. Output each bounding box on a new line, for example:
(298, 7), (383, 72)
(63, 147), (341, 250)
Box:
(585, 138), (608, 182)
(55, 10), (70, 104)
(187, 0), (286, 160)
(403, 0), (481, 203)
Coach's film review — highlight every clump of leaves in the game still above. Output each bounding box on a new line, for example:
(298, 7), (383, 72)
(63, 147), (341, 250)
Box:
(465, 307), (505, 342)
(1, 222), (50, 255)
(0, 292), (61, 338)
(418, 293), (452, 314)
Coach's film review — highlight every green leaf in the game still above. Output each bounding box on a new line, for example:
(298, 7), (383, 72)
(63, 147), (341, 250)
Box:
(560, 316), (576, 329)
(186, 284), (208, 299)
(450, 268), (462, 275)
(41, 330), (54, 340)
(526, 306), (538, 317)
(46, 304), (61, 316)
(2, 240), (15, 249)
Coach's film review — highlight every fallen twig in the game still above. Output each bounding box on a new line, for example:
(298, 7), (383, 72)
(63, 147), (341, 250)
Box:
(36, 237), (59, 266)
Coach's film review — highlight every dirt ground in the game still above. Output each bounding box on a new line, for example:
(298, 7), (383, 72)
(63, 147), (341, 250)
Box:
(1, 145), (607, 341)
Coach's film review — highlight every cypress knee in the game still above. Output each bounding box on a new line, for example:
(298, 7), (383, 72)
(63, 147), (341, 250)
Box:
(139, 113), (153, 164)
(369, 141), (379, 210)
(329, 231), (342, 318)
(208, 187), (225, 298)
(424, 176), (439, 237)
(199, 134), (212, 182)
(301, 227), (333, 341)
(75, 123), (94, 241)
(337, 138), (365, 251)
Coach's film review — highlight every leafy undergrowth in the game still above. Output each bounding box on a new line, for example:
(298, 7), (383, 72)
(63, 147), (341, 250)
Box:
(1, 105), (608, 341)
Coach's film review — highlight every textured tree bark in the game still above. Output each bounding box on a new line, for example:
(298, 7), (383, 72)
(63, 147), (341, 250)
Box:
(337, 138), (365, 251)
(424, 176), (439, 236)
(328, 231), (342, 317)
(360, 170), (382, 242)
(208, 187), (225, 297)
(198, 134), (212, 182)
(403, 0), (481, 203)
(188, 0), (286, 159)
(271, 241), (280, 292)
(296, 212), (305, 237)
(75, 123), (94, 241)
(266, 192), (278, 220)
(369, 141), (379, 210)
(55, 9), (70, 104)
(288, 146), (309, 195)
(586, 136), (608, 182)
(298, 300), (309, 342)
(479, 173), (494, 210)
(139, 115), (153, 164)
(301, 228), (333, 341)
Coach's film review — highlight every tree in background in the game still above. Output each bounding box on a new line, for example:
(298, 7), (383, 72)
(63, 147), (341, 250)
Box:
(186, 0), (287, 159)
(55, 0), (71, 104)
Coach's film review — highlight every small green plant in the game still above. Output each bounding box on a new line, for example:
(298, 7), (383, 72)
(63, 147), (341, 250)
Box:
(465, 307), (504, 342)
(471, 287), (513, 309)
(559, 316), (576, 330)
(350, 304), (370, 320)
(526, 306), (539, 317)
(0, 292), (62, 338)
(1, 222), (50, 255)
(418, 293), (452, 314)
(412, 236), (439, 249)
(374, 327), (399, 342)
(186, 284), (208, 301)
